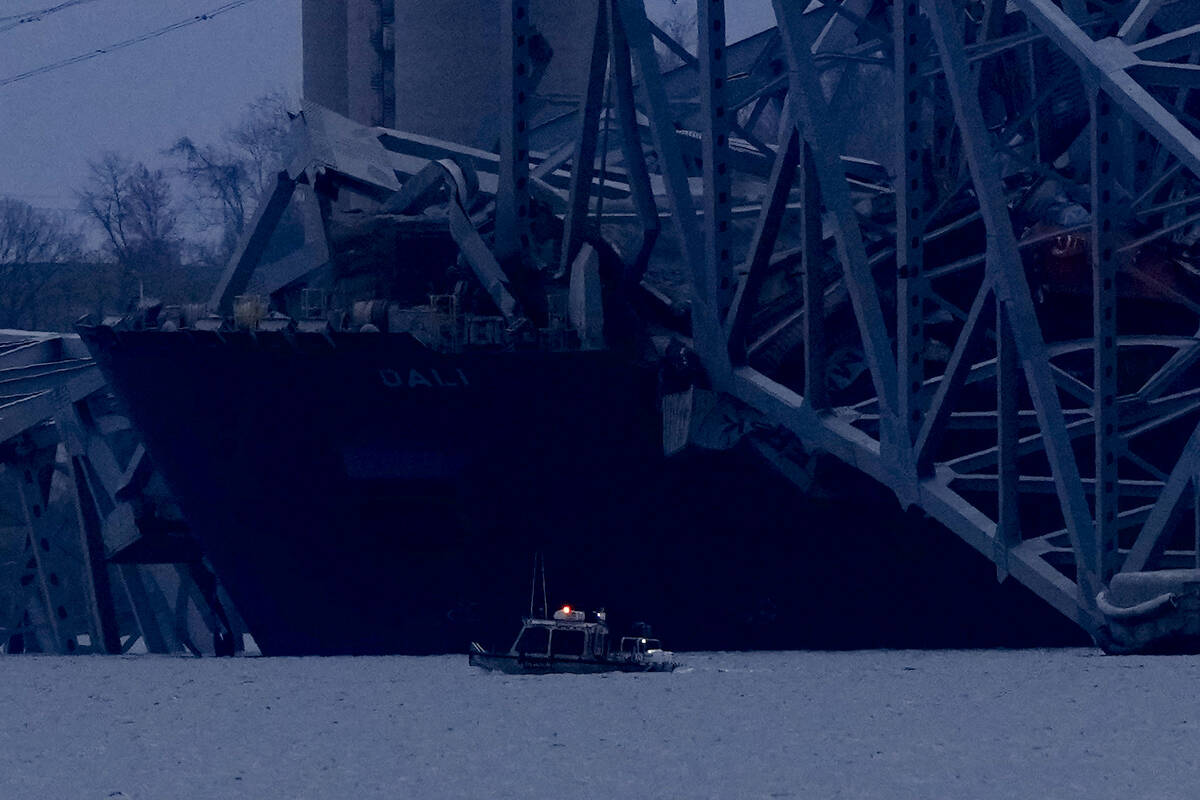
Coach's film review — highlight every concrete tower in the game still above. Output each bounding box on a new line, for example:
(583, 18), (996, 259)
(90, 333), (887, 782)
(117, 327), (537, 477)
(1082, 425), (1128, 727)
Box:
(302, 0), (388, 126)
(302, 0), (590, 146)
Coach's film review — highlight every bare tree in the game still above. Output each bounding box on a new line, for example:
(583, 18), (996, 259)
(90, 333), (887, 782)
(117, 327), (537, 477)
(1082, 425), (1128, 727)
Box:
(226, 91), (294, 196)
(653, 1), (698, 71)
(78, 153), (181, 303)
(169, 138), (251, 258)
(0, 198), (80, 330)
(169, 91), (295, 260)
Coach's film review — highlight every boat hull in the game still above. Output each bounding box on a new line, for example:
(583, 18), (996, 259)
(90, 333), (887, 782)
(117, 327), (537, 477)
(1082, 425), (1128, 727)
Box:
(468, 651), (676, 674)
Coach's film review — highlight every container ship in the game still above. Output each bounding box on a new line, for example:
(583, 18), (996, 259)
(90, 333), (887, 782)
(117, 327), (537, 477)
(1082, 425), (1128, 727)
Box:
(77, 300), (1088, 655)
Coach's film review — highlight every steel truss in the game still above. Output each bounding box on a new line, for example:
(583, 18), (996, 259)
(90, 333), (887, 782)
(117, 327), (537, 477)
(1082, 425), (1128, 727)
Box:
(0, 332), (241, 655)
(525, 0), (1200, 650)
(200, 0), (1200, 651)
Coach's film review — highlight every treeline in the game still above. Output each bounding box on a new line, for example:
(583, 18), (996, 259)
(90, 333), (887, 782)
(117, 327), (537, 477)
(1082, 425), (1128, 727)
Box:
(0, 92), (292, 333)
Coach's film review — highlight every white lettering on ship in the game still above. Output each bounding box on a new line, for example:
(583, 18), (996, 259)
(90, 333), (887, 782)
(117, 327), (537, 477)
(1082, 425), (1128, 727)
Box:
(380, 368), (470, 388)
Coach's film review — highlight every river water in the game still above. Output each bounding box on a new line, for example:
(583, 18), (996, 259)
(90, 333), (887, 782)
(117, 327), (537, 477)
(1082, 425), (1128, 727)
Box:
(0, 649), (1196, 799)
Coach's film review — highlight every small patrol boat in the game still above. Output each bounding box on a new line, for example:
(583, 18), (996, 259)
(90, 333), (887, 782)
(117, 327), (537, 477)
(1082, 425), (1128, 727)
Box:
(468, 606), (680, 674)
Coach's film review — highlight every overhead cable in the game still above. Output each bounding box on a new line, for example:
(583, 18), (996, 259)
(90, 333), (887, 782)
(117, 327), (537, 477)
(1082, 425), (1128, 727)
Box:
(0, 0), (264, 88)
(0, 0), (105, 32)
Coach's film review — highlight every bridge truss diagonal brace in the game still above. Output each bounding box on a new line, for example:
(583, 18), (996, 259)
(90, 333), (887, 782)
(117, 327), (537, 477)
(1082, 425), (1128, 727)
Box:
(924, 0), (1102, 604)
(118, 564), (181, 655)
(1118, 0), (1166, 45)
(914, 278), (994, 477)
(608, 0), (661, 280)
(1132, 23), (1200, 63)
(614, 0), (732, 387)
(210, 171), (297, 316)
(1013, 0), (1200, 181)
(559, 0), (610, 275)
(10, 455), (65, 652)
(52, 392), (122, 654)
(773, 0), (899, 452)
(1123, 420), (1200, 573)
(725, 118), (801, 360)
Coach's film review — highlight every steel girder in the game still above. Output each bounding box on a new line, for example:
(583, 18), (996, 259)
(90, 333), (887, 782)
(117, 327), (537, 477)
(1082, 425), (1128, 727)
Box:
(496, 0), (533, 263)
(531, 0), (1200, 649)
(0, 332), (240, 655)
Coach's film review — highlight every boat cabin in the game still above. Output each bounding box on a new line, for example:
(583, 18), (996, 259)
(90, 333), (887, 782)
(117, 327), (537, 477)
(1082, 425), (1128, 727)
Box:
(510, 606), (610, 661)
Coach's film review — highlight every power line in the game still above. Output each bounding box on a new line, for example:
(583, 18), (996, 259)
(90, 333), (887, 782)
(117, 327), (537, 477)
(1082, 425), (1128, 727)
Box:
(0, 0), (105, 31)
(0, 0), (266, 88)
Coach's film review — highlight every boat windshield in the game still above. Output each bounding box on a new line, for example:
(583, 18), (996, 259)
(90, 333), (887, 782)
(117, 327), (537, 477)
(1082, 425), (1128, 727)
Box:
(516, 626), (549, 655)
(550, 628), (586, 657)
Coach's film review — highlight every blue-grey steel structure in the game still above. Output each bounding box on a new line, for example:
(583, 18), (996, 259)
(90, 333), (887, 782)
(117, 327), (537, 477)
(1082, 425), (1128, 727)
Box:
(68, 0), (1200, 653)
(522, 0), (1200, 651)
(0, 332), (241, 654)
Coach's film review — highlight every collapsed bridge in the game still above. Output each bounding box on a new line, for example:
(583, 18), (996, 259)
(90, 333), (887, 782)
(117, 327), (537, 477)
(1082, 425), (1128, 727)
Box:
(33, 0), (1200, 654)
(377, 0), (1200, 653)
(0, 331), (241, 655)
(635, 0), (1200, 652)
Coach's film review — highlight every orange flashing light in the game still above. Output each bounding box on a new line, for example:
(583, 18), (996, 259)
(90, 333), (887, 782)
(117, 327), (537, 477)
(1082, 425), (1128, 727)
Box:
(562, 605), (572, 615)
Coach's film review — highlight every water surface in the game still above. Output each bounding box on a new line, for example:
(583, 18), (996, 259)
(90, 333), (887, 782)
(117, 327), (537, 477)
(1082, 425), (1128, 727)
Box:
(1, 650), (1195, 798)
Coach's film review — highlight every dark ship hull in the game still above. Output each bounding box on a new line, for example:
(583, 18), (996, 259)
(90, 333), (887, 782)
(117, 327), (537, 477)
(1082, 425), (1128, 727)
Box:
(79, 324), (1088, 655)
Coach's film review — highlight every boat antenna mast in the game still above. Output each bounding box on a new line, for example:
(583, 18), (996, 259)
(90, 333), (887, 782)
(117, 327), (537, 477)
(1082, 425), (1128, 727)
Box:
(529, 551), (549, 618)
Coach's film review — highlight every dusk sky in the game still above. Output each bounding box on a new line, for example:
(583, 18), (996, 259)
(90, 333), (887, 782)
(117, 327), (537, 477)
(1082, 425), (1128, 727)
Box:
(1, 0), (774, 228)
(0, 0), (300, 216)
